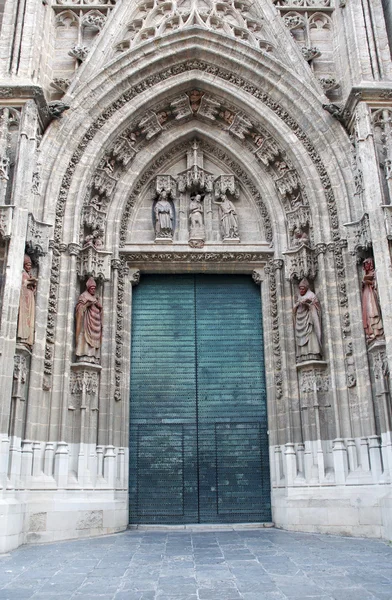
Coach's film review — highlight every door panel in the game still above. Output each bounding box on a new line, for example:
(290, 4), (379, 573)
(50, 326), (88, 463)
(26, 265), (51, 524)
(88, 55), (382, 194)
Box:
(129, 274), (271, 524)
(129, 275), (198, 523)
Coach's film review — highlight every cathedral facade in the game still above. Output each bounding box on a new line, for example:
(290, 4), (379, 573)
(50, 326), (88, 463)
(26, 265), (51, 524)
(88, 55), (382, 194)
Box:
(0, 0), (392, 552)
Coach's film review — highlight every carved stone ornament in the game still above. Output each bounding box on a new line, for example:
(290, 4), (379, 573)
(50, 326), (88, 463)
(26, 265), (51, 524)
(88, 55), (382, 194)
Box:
(283, 244), (317, 281)
(75, 278), (103, 365)
(12, 353), (28, 400)
(82, 13), (106, 31)
(274, 166), (300, 197)
(300, 369), (329, 394)
(254, 137), (280, 166)
(122, 251), (272, 264)
(214, 174), (239, 198)
(130, 269), (141, 286)
(318, 76), (340, 93)
(26, 213), (52, 257)
(370, 345), (390, 396)
(69, 366), (100, 410)
(68, 44), (89, 61)
(48, 101), (70, 119)
(0, 205), (13, 239)
(94, 165), (117, 197)
(286, 205), (311, 236)
(252, 269), (263, 285)
(77, 245), (112, 281)
(153, 189), (175, 242)
(50, 78), (71, 94)
(301, 47), (321, 62)
(294, 278), (322, 363)
(344, 213), (371, 257)
(382, 205), (392, 240)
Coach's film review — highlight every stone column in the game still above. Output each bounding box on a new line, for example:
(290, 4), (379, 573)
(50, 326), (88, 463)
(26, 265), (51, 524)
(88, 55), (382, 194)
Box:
(69, 363), (101, 487)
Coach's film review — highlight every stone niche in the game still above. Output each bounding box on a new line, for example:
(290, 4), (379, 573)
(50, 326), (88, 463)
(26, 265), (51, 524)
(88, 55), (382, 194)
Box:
(126, 140), (268, 246)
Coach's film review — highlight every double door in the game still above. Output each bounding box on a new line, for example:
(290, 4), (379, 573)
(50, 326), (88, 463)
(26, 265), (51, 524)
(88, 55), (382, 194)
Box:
(129, 274), (270, 523)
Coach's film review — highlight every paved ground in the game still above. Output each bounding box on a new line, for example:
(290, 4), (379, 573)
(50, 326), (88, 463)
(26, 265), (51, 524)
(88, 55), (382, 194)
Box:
(0, 528), (391, 600)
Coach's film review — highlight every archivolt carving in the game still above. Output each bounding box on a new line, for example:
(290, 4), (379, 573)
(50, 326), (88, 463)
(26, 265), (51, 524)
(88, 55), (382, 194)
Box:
(264, 259), (284, 400)
(44, 58), (344, 384)
(111, 0), (274, 57)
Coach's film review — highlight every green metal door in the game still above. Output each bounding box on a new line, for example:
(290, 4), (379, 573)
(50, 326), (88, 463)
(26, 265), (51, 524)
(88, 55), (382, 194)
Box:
(129, 274), (270, 524)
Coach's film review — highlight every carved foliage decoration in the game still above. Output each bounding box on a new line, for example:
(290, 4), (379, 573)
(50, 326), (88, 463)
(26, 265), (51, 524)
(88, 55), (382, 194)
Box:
(264, 259), (284, 400)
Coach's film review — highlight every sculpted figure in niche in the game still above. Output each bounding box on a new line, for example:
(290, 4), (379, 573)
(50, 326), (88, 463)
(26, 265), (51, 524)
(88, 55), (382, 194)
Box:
(361, 257), (384, 343)
(75, 277), (103, 363)
(214, 193), (239, 240)
(189, 194), (204, 235)
(293, 278), (322, 362)
(17, 254), (37, 349)
(154, 190), (174, 239)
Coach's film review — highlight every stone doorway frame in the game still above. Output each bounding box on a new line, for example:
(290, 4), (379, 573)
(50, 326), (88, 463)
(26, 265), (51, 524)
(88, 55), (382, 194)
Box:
(120, 252), (275, 523)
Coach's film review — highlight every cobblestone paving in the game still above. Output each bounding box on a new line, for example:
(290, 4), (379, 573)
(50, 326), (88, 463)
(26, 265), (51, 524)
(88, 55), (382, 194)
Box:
(0, 528), (391, 600)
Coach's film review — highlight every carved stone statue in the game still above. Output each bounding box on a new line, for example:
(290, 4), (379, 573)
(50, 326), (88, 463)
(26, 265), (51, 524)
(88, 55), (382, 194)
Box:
(17, 254), (37, 348)
(214, 193), (239, 240)
(293, 278), (322, 362)
(361, 257), (384, 343)
(189, 194), (205, 243)
(154, 190), (174, 239)
(75, 277), (103, 363)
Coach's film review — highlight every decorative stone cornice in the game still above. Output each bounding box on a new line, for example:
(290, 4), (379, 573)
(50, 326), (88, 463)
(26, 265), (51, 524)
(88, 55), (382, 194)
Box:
(122, 251), (272, 264)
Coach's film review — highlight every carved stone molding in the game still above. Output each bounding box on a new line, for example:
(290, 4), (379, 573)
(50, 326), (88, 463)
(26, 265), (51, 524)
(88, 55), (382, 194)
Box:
(264, 259), (283, 400)
(344, 213), (371, 257)
(122, 251), (272, 264)
(318, 76), (340, 93)
(382, 205), (392, 240)
(76, 246), (112, 281)
(299, 368), (329, 394)
(369, 342), (390, 396)
(0, 205), (13, 239)
(286, 205), (311, 236)
(26, 213), (52, 257)
(12, 351), (29, 400)
(69, 363), (101, 410)
(129, 269), (141, 286)
(69, 44), (89, 61)
(252, 269), (264, 284)
(283, 244), (317, 281)
(68, 242), (81, 256)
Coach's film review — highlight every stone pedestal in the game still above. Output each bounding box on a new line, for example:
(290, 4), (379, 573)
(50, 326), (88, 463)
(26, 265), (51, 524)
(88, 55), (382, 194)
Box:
(69, 362), (101, 487)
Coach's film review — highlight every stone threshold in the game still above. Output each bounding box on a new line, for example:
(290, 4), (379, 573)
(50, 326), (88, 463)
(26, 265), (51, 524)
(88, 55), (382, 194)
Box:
(128, 522), (275, 531)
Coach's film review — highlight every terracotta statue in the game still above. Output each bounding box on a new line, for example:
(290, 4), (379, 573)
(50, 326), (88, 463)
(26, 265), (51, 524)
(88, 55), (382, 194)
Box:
(361, 257), (384, 343)
(75, 277), (103, 363)
(293, 278), (322, 362)
(154, 190), (174, 238)
(214, 193), (239, 240)
(17, 254), (37, 348)
(189, 194), (204, 234)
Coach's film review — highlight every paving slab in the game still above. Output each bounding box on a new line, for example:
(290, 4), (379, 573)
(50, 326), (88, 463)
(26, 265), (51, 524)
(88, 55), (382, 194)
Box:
(0, 529), (390, 600)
